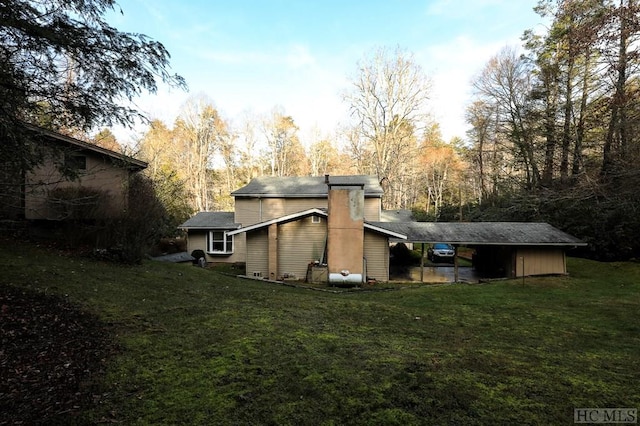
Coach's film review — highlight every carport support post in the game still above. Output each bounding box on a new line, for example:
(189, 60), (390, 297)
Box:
(420, 243), (425, 282)
(454, 245), (459, 283)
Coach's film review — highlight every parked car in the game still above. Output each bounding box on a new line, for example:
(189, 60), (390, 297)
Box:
(427, 243), (455, 263)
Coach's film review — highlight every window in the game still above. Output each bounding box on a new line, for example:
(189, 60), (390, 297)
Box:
(207, 231), (233, 254)
(311, 215), (321, 224)
(64, 153), (87, 170)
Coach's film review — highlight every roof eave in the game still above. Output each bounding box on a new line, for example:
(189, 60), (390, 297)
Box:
(24, 122), (148, 170)
(232, 193), (383, 198)
(227, 208), (327, 236)
(364, 223), (407, 239)
(179, 225), (241, 230)
(410, 241), (587, 246)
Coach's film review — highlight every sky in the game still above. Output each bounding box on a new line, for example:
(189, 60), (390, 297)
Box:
(107, 0), (547, 145)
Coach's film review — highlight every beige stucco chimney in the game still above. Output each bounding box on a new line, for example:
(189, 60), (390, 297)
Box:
(326, 178), (365, 284)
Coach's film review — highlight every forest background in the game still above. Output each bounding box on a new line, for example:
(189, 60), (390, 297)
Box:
(3, 0), (639, 261)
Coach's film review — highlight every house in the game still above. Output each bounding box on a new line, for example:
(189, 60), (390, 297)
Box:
(180, 175), (587, 283)
(180, 175), (406, 282)
(2, 124), (147, 221)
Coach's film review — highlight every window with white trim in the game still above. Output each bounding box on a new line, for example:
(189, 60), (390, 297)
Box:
(207, 230), (234, 254)
(311, 215), (321, 223)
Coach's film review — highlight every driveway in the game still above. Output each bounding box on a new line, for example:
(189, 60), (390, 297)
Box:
(405, 266), (480, 283)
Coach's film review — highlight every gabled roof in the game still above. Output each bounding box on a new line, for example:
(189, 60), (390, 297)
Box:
(226, 208), (407, 239)
(371, 222), (587, 246)
(179, 212), (239, 230)
(231, 175), (384, 198)
(25, 123), (147, 171)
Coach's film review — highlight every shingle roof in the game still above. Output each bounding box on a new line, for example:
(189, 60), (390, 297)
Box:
(231, 175), (384, 198)
(25, 122), (147, 171)
(370, 222), (587, 246)
(178, 212), (239, 229)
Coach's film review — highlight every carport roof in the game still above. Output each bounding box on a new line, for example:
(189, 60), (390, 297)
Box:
(371, 222), (587, 246)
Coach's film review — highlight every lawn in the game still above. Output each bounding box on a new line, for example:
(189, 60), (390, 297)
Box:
(1, 240), (639, 425)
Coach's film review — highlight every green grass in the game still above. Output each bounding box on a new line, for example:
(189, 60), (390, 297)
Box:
(2, 240), (639, 425)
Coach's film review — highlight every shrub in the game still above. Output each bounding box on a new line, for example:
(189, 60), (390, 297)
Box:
(390, 243), (416, 266)
(107, 174), (168, 264)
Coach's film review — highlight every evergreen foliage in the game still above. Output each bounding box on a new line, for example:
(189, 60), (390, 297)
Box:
(0, 0), (185, 170)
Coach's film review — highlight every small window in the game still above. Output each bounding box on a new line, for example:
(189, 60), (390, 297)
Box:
(207, 231), (234, 254)
(311, 216), (321, 224)
(64, 153), (87, 170)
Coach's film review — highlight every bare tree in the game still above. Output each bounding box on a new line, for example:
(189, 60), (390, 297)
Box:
(235, 111), (263, 183)
(417, 125), (463, 218)
(343, 46), (431, 208)
(472, 46), (541, 190)
(174, 95), (230, 212)
(261, 108), (308, 176)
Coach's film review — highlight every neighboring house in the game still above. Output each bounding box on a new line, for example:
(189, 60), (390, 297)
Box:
(180, 175), (587, 283)
(9, 124), (147, 221)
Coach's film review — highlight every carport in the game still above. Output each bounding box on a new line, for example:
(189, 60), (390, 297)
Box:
(373, 222), (587, 282)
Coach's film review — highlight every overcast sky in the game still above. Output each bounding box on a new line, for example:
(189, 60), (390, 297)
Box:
(108, 0), (547, 145)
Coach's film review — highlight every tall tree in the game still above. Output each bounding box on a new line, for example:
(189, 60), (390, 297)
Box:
(138, 119), (191, 226)
(92, 128), (121, 152)
(527, 0), (605, 182)
(235, 111), (264, 183)
(262, 108), (308, 177)
(465, 100), (492, 202)
(0, 0), (185, 165)
(174, 96), (229, 212)
(308, 138), (341, 176)
(343, 46), (431, 209)
(601, 0), (640, 174)
(417, 125), (463, 218)
(472, 46), (540, 190)
(0, 0), (184, 221)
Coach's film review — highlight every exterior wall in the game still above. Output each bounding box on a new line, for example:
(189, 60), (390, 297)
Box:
(234, 198), (262, 225)
(364, 231), (390, 282)
(246, 229), (269, 278)
(281, 198), (326, 217)
(474, 246), (567, 278)
(186, 231), (207, 257)
(235, 198), (321, 224)
(187, 230), (246, 264)
(514, 247), (566, 277)
(363, 198), (381, 221)
(25, 149), (130, 220)
(187, 229), (247, 263)
(277, 217), (327, 280)
(234, 196), (381, 226)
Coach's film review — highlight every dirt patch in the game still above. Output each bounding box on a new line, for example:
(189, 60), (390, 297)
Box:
(0, 284), (116, 425)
